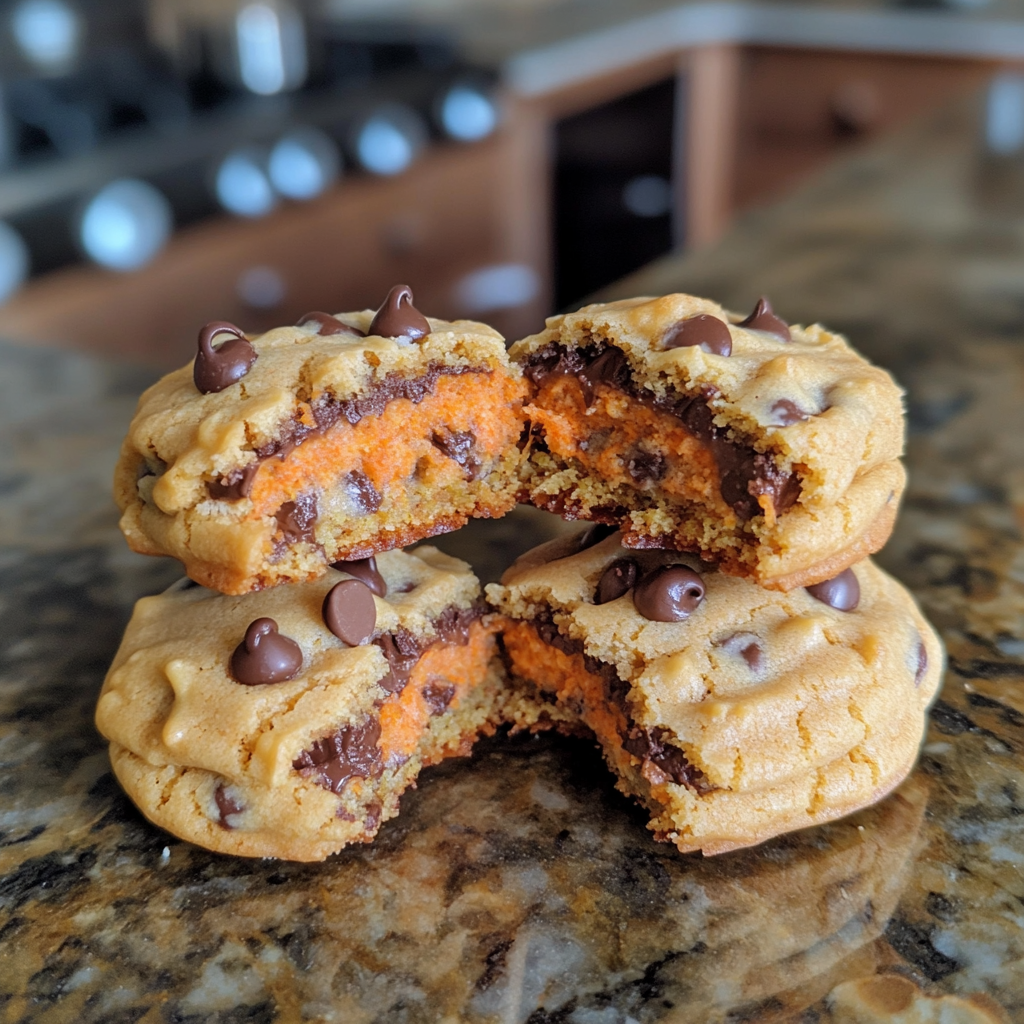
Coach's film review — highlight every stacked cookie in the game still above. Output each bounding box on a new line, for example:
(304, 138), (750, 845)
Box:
(97, 285), (942, 861)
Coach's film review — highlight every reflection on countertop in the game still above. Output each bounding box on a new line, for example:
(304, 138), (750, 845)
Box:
(2, 94), (1024, 1021)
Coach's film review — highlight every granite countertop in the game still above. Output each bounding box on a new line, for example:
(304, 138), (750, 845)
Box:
(2, 95), (1024, 1022)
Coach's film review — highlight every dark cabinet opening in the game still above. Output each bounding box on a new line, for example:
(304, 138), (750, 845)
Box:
(553, 76), (678, 311)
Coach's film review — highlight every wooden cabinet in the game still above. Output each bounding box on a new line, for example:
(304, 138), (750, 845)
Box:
(0, 124), (547, 367)
(732, 48), (992, 212)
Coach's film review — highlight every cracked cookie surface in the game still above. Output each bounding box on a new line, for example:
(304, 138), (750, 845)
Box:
(510, 293), (905, 590)
(487, 527), (942, 854)
(96, 547), (509, 861)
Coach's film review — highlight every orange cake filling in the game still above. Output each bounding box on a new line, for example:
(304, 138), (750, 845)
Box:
(501, 618), (630, 764)
(378, 619), (497, 762)
(245, 371), (527, 519)
(525, 376), (734, 519)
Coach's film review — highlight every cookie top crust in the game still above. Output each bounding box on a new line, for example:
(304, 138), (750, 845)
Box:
(510, 293), (904, 506)
(96, 546), (480, 792)
(487, 529), (942, 791)
(116, 310), (512, 517)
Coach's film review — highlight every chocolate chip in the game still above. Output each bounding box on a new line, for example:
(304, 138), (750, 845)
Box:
(331, 555), (387, 597)
(626, 448), (666, 485)
(633, 565), (706, 621)
(739, 297), (791, 342)
(297, 311), (364, 337)
(662, 315), (732, 357)
(596, 558), (638, 605)
(194, 321), (257, 394)
(323, 579), (376, 646)
(431, 429), (481, 479)
(578, 345), (631, 395)
(208, 462), (260, 501)
(423, 679), (456, 715)
(230, 618), (303, 685)
(769, 399), (809, 426)
(293, 718), (382, 794)
(372, 629), (422, 693)
(720, 631), (764, 673)
(915, 639), (929, 686)
(363, 802), (382, 832)
(368, 284), (431, 341)
(345, 470), (381, 514)
(806, 568), (860, 611)
(621, 725), (712, 792)
(275, 493), (318, 544)
(214, 784), (244, 829)
(434, 603), (485, 645)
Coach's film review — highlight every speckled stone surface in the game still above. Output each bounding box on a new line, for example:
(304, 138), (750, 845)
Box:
(3, 95), (1024, 1022)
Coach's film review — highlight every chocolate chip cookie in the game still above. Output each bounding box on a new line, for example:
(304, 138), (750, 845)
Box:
(115, 286), (527, 595)
(487, 527), (942, 855)
(96, 546), (510, 861)
(511, 293), (905, 590)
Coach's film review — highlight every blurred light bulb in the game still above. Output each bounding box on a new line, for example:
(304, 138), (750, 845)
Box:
(236, 2), (307, 96)
(439, 84), (498, 142)
(622, 174), (672, 218)
(455, 263), (539, 314)
(79, 179), (172, 272)
(215, 149), (276, 217)
(0, 221), (29, 304)
(986, 74), (1024, 155)
(11, 0), (80, 70)
(353, 105), (425, 176)
(269, 127), (339, 200)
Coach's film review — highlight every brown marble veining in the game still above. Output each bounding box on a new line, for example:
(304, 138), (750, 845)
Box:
(2, 96), (1024, 1022)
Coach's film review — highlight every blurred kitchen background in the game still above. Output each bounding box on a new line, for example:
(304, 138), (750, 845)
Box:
(2, 0), (1024, 366)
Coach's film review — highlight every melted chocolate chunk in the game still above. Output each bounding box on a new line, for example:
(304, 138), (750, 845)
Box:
(806, 568), (860, 611)
(373, 629), (423, 694)
(621, 725), (713, 793)
(662, 315), (732, 357)
(368, 284), (431, 341)
(915, 639), (929, 686)
(214, 785), (244, 829)
(363, 802), (383, 833)
(522, 342), (800, 521)
(681, 399), (800, 520)
(194, 321), (257, 394)
(633, 565), (706, 622)
(626, 448), (666, 485)
(423, 680), (456, 715)
(739, 296), (791, 342)
(431, 429), (481, 479)
(579, 345), (632, 395)
(769, 399), (809, 426)
(434, 602), (486, 645)
(323, 579), (377, 646)
(208, 462), (261, 501)
(275, 493), (318, 543)
(297, 311), (364, 337)
(230, 618), (303, 685)
(345, 471), (382, 514)
(596, 558), (638, 605)
(720, 631), (764, 674)
(293, 718), (383, 794)
(331, 555), (387, 597)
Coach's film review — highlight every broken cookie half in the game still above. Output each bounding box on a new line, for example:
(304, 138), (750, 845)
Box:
(510, 293), (906, 590)
(96, 546), (510, 861)
(115, 286), (527, 594)
(487, 527), (942, 855)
